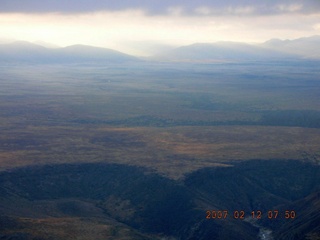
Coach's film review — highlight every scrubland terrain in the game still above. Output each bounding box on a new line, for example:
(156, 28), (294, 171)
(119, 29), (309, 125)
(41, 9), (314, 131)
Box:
(0, 60), (319, 239)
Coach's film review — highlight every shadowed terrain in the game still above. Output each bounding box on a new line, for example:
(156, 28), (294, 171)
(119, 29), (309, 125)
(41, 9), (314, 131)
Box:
(0, 160), (319, 239)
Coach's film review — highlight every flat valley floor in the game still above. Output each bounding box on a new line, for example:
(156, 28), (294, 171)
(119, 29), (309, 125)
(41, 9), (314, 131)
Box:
(0, 61), (319, 239)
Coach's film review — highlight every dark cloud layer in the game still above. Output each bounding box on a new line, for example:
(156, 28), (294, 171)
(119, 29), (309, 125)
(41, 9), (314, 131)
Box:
(0, 0), (319, 15)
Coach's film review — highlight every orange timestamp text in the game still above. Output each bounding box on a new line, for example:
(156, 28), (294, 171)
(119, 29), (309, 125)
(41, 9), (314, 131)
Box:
(205, 210), (296, 219)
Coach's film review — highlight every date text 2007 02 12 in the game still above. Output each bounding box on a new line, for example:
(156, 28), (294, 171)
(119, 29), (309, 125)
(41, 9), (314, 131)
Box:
(205, 210), (296, 219)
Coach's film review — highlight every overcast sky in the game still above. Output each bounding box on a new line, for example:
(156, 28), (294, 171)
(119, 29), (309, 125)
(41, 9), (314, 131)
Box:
(1, 0), (320, 55)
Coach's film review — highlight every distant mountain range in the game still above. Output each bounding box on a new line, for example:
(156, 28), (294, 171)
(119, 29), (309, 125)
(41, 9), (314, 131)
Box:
(0, 41), (138, 64)
(262, 35), (320, 59)
(152, 42), (298, 62)
(154, 36), (320, 62)
(1, 36), (319, 64)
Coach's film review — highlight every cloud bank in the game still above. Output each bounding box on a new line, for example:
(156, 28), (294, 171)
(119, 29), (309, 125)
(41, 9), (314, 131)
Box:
(0, 0), (319, 15)
(0, 0), (319, 56)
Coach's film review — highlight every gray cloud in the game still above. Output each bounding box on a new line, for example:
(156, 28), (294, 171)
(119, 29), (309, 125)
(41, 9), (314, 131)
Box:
(0, 0), (319, 15)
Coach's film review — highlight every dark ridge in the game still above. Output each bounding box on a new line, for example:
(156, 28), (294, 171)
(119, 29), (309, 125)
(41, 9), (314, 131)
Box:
(185, 160), (320, 210)
(0, 163), (197, 237)
(260, 110), (320, 128)
(0, 233), (32, 240)
(261, 191), (320, 240)
(72, 110), (320, 128)
(0, 160), (319, 239)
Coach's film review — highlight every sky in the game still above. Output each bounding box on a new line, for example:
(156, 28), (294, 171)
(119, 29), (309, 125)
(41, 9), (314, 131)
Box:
(0, 0), (320, 56)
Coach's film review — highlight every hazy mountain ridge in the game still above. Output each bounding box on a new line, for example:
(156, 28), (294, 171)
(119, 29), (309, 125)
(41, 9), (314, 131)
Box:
(262, 35), (320, 59)
(0, 41), (138, 63)
(153, 42), (300, 62)
(1, 35), (319, 63)
(152, 35), (320, 62)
